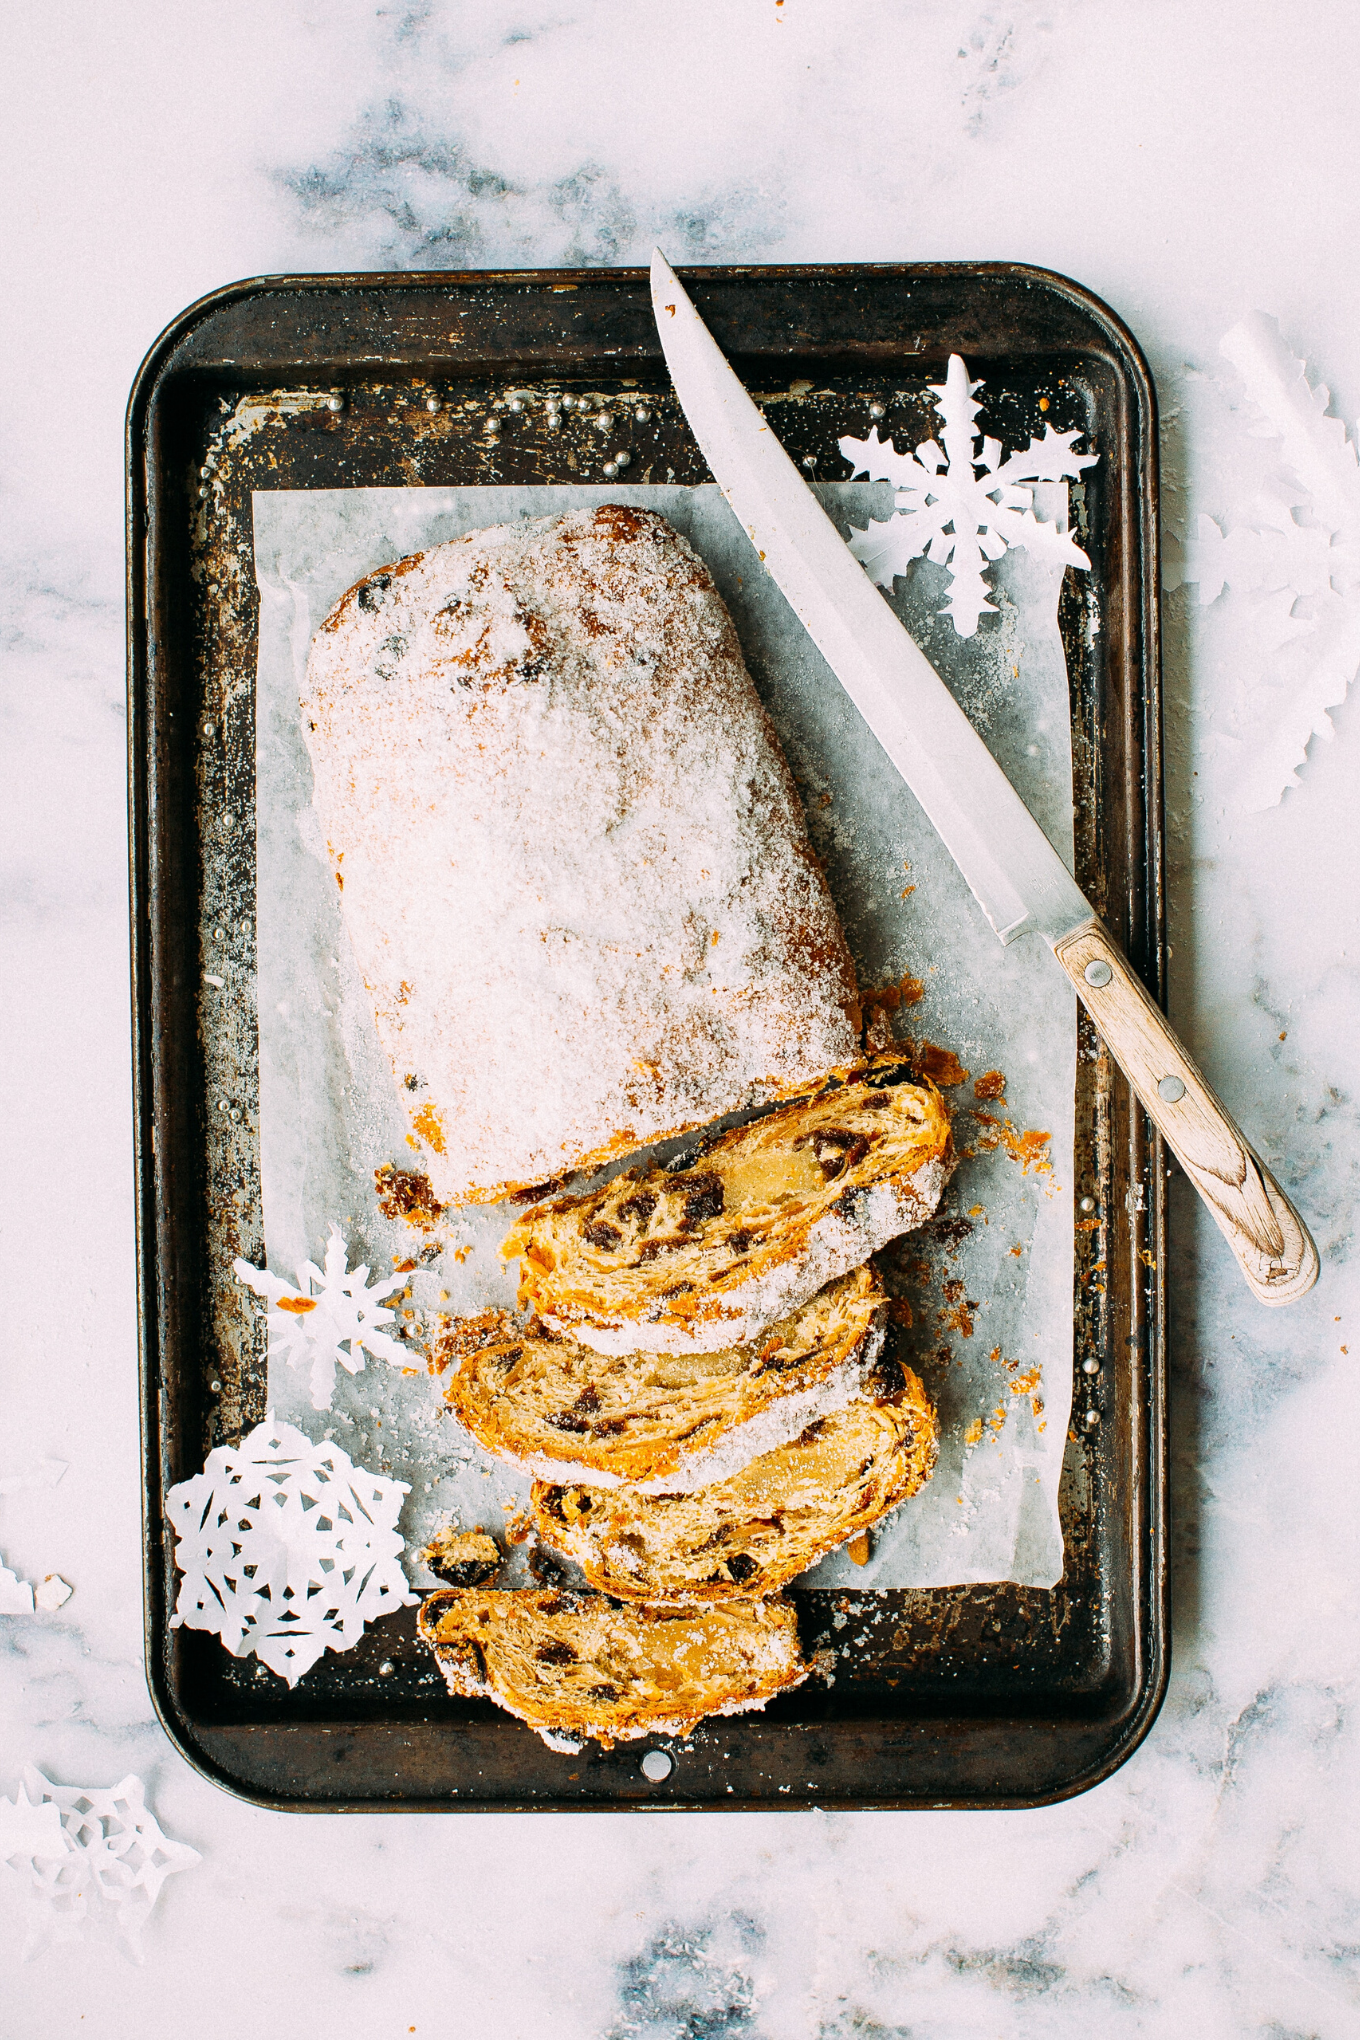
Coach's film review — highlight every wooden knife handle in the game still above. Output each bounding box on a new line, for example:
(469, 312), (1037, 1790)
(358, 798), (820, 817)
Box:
(1052, 919), (1319, 1307)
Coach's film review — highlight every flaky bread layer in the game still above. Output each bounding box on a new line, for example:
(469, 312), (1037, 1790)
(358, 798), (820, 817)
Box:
(416, 1587), (807, 1749)
(438, 1267), (886, 1493)
(531, 1367), (937, 1603)
(504, 1056), (952, 1354)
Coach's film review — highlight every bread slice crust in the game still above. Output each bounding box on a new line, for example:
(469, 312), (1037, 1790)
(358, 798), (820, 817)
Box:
(504, 1054), (952, 1354)
(302, 506), (858, 1207)
(531, 1366), (937, 1603)
(438, 1266), (887, 1493)
(416, 1586), (807, 1748)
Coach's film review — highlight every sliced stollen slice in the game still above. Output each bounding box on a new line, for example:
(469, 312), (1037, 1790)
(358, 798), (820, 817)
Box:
(503, 1053), (952, 1355)
(436, 1266), (887, 1495)
(529, 1362), (937, 1603)
(416, 1587), (807, 1750)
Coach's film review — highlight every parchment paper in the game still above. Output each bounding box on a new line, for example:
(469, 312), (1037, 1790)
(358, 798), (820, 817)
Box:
(252, 483), (1077, 1590)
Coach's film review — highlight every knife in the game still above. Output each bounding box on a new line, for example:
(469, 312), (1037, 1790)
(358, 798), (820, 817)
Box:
(650, 250), (1318, 1307)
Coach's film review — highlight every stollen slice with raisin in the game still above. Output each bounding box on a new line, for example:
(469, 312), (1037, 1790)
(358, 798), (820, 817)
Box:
(436, 1265), (887, 1495)
(416, 1586), (807, 1750)
(529, 1359), (937, 1603)
(503, 1052), (952, 1355)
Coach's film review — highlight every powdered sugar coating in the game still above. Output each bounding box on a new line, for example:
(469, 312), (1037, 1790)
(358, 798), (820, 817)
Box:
(302, 505), (858, 1205)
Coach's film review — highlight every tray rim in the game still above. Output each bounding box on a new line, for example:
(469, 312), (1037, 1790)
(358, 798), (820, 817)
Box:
(127, 258), (1168, 1813)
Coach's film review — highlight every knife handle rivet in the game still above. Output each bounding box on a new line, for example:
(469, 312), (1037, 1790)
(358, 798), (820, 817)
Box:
(1079, 1196), (1096, 1214)
(1083, 959), (1113, 987)
(868, 402), (886, 420)
(1157, 1075), (1186, 1103)
(801, 454), (817, 470)
(1082, 1408), (1101, 1430)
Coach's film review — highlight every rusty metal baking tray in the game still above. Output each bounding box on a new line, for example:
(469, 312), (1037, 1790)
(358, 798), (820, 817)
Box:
(127, 263), (1167, 1811)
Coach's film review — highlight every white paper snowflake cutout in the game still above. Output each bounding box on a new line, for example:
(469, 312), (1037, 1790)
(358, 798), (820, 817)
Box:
(840, 355), (1099, 636)
(0, 1769), (199, 1962)
(234, 1226), (409, 1410)
(0, 1560), (34, 1613)
(1164, 312), (1360, 808)
(165, 1415), (416, 1685)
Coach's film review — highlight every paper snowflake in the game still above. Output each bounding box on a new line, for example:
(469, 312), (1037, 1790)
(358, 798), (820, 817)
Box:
(0, 1769), (199, 1961)
(1165, 312), (1360, 808)
(165, 1415), (416, 1685)
(0, 1560), (33, 1614)
(234, 1226), (409, 1410)
(840, 354), (1098, 636)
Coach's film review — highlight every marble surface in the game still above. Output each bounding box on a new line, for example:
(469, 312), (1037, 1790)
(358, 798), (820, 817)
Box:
(1, 2), (1357, 2031)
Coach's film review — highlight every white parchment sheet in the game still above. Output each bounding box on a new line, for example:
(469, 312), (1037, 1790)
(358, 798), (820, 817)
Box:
(252, 483), (1077, 1590)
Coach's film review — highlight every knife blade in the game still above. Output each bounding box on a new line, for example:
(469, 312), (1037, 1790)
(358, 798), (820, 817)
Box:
(650, 250), (1318, 1307)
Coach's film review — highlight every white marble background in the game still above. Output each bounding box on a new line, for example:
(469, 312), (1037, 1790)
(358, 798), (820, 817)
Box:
(2, 2), (1358, 2032)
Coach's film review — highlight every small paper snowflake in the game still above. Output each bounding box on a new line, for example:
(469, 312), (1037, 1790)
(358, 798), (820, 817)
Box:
(840, 355), (1098, 635)
(1165, 312), (1360, 808)
(234, 1226), (409, 1410)
(0, 1769), (199, 1962)
(0, 1560), (33, 1613)
(165, 1415), (416, 1685)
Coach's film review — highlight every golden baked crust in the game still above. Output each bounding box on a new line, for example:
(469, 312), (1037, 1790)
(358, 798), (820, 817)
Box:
(438, 1267), (886, 1492)
(416, 1586), (807, 1748)
(503, 1053), (952, 1354)
(530, 1365), (937, 1602)
(302, 506), (859, 1207)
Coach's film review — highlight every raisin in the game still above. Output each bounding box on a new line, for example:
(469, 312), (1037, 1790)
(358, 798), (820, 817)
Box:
(536, 1640), (578, 1666)
(807, 1128), (871, 1181)
(659, 1281), (695, 1300)
(862, 1062), (914, 1089)
(509, 1177), (564, 1205)
(588, 1682), (621, 1702)
(355, 572), (393, 612)
(549, 1383), (604, 1432)
(637, 1236), (685, 1261)
(680, 1172), (724, 1228)
(618, 1191), (658, 1225)
(585, 1219), (622, 1251)
(726, 1553), (758, 1583)
(725, 1227), (756, 1254)
(430, 1557), (500, 1589)
(862, 1092), (892, 1111)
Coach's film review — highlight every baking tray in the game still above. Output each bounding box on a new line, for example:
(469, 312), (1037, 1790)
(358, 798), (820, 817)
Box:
(127, 263), (1167, 1811)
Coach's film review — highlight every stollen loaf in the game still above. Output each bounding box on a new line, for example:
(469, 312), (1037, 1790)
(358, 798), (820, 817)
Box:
(302, 505), (859, 1206)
